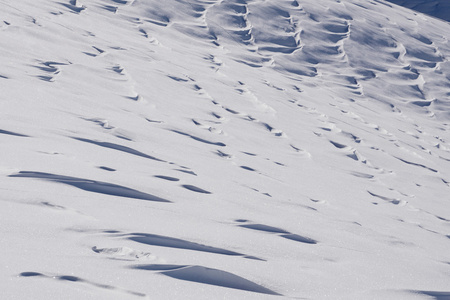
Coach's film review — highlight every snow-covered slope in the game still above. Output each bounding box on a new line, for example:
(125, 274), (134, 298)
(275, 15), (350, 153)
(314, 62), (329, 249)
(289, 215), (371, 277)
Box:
(386, 0), (450, 22)
(1, 0), (450, 299)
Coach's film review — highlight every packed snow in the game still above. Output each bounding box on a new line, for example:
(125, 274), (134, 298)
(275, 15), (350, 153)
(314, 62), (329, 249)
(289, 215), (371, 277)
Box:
(1, 0), (450, 299)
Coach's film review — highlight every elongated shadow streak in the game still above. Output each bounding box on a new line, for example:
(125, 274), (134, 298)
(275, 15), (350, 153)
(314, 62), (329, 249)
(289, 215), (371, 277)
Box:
(131, 264), (281, 295)
(9, 171), (171, 202)
(394, 156), (438, 173)
(127, 233), (263, 260)
(170, 130), (226, 147)
(72, 137), (165, 162)
(19, 272), (147, 297)
(128, 233), (240, 256)
(154, 175), (180, 181)
(238, 223), (318, 244)
(239, 224), (289, 234)
(0, 129), (29, 137)
(410, 290), (450, 300)
(181, 185), (211, 194)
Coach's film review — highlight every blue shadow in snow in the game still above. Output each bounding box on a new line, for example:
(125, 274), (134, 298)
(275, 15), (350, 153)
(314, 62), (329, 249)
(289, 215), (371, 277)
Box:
(72, 137), (165, 162)
(128, 233), (244, 256)
(131, 264), (281, 295)
(170, 130), (226, 147)
(9, 171), (171, 202)
(412, 290), (450, 300)
(0, 129), (29, 137)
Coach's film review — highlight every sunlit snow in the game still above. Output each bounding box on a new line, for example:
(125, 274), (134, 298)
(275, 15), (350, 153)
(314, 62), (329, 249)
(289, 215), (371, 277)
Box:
(1, 0), (450, 299)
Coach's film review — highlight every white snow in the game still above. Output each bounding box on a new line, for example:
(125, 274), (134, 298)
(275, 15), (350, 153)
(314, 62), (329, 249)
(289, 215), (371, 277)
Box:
(1, 0), (450, 299)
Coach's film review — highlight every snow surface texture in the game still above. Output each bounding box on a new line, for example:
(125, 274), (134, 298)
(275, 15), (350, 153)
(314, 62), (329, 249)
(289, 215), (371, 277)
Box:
(1, 0), (450, 299)
(386, 0), (450, 22)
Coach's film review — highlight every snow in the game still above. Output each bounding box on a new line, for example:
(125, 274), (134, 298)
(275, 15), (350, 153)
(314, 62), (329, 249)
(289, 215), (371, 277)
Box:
(1, 0), (450, 299)
(386, 0), (450, 22)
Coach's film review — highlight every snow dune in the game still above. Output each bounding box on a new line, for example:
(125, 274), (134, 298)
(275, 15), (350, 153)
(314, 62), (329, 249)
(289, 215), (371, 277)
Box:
(1, 0), (450, 299)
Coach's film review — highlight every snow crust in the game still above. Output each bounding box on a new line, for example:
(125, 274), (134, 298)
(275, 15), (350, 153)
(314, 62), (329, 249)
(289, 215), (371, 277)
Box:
(1, 0), (450, 298)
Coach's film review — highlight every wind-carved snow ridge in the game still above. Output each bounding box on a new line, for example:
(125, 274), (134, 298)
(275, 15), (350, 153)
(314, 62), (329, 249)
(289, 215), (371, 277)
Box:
(2, 0), (450, 299)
